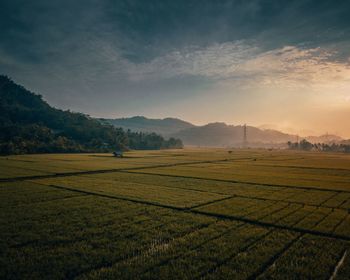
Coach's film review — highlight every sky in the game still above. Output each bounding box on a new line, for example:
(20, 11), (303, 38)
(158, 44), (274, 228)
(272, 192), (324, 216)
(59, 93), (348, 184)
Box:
(1, 0), (350, 137)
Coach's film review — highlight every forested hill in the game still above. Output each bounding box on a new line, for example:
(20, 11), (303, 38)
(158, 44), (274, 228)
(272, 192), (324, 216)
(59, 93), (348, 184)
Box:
(101, 116), (195, 136)
(0, 75), (183, 155)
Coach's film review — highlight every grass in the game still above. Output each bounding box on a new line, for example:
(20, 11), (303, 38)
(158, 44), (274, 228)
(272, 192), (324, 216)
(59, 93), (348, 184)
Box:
(258, 234), (348, 279)
(0, 148), (349, 279)
(32, 175), (230, 209)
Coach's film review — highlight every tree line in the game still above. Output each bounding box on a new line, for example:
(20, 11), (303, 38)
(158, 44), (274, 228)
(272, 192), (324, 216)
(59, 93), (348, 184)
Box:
(287, 139), (350, 153)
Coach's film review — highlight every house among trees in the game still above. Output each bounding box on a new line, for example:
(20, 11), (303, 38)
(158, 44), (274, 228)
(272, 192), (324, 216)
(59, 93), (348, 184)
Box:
(113, 150), (124, 157)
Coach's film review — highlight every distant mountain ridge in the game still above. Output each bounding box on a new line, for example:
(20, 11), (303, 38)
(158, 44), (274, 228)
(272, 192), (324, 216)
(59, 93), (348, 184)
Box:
(172, 122), (297, 147)
(104, 116), (344, 147)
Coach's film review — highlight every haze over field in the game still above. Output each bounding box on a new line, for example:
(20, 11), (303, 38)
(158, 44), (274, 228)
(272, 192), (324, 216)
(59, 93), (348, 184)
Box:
(1, 0), (350, 137)
(103, 116), (347, 147)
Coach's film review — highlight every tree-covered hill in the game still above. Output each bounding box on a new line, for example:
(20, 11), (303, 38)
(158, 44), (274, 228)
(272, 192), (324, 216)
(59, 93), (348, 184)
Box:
(0, 75), (183, 155)
(101, 116), (195, 137)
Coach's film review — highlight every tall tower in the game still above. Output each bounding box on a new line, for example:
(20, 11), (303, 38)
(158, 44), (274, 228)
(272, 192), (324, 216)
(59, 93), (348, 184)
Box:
(243, 124), (247, 148)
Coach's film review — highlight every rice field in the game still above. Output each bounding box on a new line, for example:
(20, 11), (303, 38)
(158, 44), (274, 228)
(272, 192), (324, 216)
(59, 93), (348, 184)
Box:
(1, 149), (349, 279)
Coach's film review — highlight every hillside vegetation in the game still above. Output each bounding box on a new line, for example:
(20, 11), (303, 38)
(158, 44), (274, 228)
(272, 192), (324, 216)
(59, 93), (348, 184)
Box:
(102, 116), (194, 137)
(0, 76), (182, 155)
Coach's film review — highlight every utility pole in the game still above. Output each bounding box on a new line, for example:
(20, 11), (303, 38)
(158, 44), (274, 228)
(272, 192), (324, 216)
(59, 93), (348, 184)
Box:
(243, 124), (247, 148)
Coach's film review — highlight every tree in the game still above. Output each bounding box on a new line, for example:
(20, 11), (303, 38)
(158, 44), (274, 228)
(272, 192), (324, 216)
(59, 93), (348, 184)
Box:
(299, 139), (313, 151)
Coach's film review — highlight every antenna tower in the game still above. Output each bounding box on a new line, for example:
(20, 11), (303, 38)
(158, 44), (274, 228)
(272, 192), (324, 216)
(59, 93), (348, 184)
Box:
(243, 124), (247, 147)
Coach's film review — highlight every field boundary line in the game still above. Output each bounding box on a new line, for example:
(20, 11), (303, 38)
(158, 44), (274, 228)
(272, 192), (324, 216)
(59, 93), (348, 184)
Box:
(72, 221), (216, 279)
(320, 192), (343, 207)
(28, 182), (350, 242)
(338, 197), (350, 209)
(11, 208), (180, 251)
(263, 204), (304, 225)
(331, 213), (349, 234)
(7, 171), (347, 211)
(78, 173), (231, 196)
(196, 228), (276, 279)
(77, 173), (233, 198)
(117, 170), (350, 194)
(254, 202), (291, 221)
(329, 250), (348, 280)
(305, 209), (334, 229)
(243, 200), (283, 219)
(141, 222), (247, 277)
(190, 209), (350, 242)
(2, 193), (90, 209)
(2, 157), (350, 194)
(247, 233), (304, 279)
(0, 169), (121, 182)
(46, 184), (188, 211)
(0, 156), (258, 182)
(188, 195), (235, 210)
(252, 163), (350, 172)
(9, 207), (154, 249)
(247, 204), (347, 279)
(288, 206), (320, 228)
(81, 173), (345, 211)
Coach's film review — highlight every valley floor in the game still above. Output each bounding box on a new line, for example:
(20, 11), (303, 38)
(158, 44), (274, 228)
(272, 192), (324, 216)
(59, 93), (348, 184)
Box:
(1, 149), (350, 279)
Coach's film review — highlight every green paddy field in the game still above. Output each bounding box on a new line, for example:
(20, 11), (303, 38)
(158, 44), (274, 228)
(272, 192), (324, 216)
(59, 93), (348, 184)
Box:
(1, 149), (349, 279)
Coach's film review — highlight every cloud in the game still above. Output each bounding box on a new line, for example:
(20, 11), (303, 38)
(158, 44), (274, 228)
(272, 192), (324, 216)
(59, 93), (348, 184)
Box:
(123, 41), (257, 81)
(122, 42), (350, 93)
(1, 0), (350, 136)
